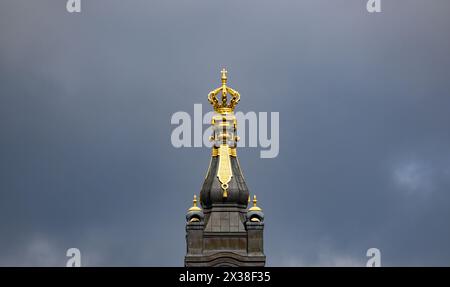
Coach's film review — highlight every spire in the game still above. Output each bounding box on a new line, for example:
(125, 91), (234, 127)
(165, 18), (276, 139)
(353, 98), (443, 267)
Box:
(200, 69), (250, 208)
(186, 69), (265, 267)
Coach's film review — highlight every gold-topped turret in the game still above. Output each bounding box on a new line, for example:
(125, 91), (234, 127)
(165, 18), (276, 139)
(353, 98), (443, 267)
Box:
(248, 195), (262, 212)
(188, 195), (202, 212)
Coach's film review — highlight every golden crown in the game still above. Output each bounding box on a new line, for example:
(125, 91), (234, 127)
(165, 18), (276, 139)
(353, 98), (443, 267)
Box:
(207, 69), (241, 113)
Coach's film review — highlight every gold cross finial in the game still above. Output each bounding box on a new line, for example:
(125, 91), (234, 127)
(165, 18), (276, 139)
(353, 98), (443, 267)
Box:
(221, 68), (228, 84)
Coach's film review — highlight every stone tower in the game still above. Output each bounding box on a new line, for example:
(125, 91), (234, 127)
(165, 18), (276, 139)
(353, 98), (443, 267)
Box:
(185, 69), (265, 267)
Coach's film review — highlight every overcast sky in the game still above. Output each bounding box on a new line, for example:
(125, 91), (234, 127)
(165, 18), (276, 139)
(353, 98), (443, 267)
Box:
(1, 0), (450, 266)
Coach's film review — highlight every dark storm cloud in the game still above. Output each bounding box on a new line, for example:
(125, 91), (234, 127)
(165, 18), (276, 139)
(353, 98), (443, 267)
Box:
(0, 0), (449, 266)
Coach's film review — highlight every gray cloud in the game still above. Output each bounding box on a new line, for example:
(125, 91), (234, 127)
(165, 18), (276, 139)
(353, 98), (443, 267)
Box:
(1, 0), (450, 266)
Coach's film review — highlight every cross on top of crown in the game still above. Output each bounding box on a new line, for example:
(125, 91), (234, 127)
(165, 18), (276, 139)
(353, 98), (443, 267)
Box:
(221, 68), (228, 84)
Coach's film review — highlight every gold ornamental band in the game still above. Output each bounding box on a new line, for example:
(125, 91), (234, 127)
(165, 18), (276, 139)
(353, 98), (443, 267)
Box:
(212, 147), (237, 157)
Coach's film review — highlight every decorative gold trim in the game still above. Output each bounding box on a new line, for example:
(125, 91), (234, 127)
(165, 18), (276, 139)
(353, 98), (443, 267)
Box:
(216, 107), (233, 114)
(217, 144), (233, 198)
(249, 195), (262, 212)
(212, 147), (219, 157)
(188, 195), (202, 212)
(212, 146), (236, 157)
(230, 147), (237, 157)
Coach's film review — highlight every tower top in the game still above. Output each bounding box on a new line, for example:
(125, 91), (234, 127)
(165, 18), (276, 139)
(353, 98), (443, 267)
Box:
(185, 70), (265, 266)
(208, 68), (241, 113)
